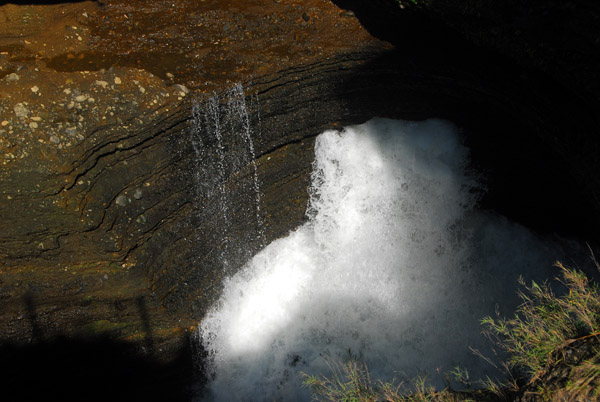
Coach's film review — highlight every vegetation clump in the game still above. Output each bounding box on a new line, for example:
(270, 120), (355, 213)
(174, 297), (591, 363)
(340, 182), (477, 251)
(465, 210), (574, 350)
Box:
(303, 261), (600, 401)
(303, 359), (469, 402)
(482, 262), (600, 377)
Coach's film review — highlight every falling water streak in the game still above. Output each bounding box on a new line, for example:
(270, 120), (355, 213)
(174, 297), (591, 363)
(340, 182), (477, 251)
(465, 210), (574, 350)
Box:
(191, 103), (204, 155)
(190, 103), (207, 194)
(190, 94), (233, 269)
(252, 92), (266, 245)
(205, 95), (230, 269)
(190, 84), (266, 272)
(206, 97), (226, 189)
(226, 83), (265, 245)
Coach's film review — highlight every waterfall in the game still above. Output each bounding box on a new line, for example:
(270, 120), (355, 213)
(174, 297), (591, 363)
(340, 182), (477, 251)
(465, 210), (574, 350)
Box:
(197, 117), (578, 402)
(224, 83), (265, 245)
(190, 84), (264, 271)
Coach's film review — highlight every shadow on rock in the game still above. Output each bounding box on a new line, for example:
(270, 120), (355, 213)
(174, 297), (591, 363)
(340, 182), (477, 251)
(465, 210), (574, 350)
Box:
(0, 334), (203, 402)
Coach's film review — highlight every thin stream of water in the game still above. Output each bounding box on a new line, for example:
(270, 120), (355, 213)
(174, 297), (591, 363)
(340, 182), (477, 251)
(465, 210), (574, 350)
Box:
(226, 83), (264, 243)
(190, 84), (265, 269)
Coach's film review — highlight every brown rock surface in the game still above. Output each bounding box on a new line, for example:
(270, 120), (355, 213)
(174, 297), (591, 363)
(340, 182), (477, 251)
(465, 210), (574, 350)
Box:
(0, 0), (389, 358)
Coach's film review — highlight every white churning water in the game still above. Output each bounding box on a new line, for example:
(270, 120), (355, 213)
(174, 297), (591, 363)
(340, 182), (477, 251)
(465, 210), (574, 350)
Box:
(198, 117), (568, 401)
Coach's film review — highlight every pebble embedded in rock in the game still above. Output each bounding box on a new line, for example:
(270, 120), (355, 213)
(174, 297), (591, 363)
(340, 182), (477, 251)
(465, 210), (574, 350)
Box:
(173, 84), (189, 97)
(29, 122), (38, 129)
(30, 86), (39, 93)
(13, 103), (30, 118)
(302, 12), (310, 22)
(115, 195), (128, 207)
(5, 73), (20, 82)
(1, 121), (8, 127)
(65, 127), (77, 136)
(49, 135), (60, 144)
(133, 189), (143, 200)
(166, 72), (175, 78)
(340, 10), (355, 18)
(75, 95), (87, 102)
(94, 80), (109, 89)
(114, 77), (122, 85)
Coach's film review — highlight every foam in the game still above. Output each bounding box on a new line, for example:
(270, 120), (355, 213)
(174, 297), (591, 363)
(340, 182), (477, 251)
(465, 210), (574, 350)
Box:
(198, 118), (568, 401)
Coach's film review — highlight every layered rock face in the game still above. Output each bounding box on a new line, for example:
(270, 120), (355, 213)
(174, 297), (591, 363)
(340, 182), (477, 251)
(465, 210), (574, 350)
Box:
(1, 0), (599, 365)
(0, 0), (390, 354)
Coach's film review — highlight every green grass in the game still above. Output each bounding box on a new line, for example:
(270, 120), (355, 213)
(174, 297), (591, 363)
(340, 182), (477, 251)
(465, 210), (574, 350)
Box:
(303, 260), (600, 401)
(302, 359), (468, 402)
(302, 359), (382, 402)
(482, 262), (600, 377)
